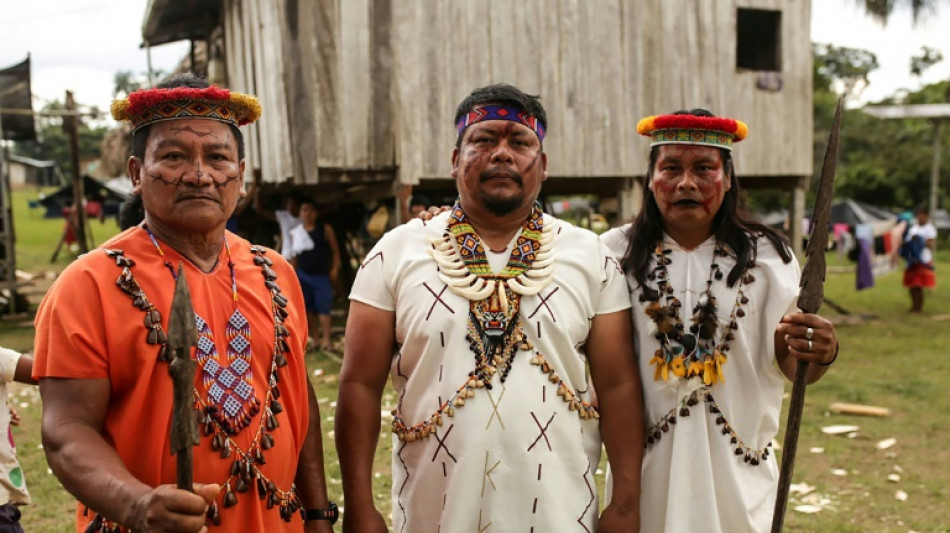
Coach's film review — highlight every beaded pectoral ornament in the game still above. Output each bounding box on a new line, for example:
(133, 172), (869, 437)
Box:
(98, 236), (302, 531)
(641, 242), (752, 386)
(388, 203), (600, 442)
(641, 240), (772, 466)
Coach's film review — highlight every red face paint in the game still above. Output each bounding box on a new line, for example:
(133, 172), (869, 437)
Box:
(650, 145), (730, 236)
(454, 120), (545, 218)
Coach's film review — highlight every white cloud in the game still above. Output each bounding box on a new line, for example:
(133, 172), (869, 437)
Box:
(812, 2), (950, 103)
(0, 0), (187, 114)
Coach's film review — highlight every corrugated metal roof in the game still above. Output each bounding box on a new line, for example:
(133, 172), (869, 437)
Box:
(142, 0), (220, 46)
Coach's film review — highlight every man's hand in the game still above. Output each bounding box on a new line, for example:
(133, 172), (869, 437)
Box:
(127, 483), (219, 533)
(341, 507), (387, 533)
(416, 205), (450, 221)
(9, 408), (20, 426)
(598, 499), (639, 533)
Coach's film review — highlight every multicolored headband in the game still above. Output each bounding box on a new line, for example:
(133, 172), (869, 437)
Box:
(456, 104), (546, 142)
(111, 85), (262, 134)
(636, 114), (748, 150)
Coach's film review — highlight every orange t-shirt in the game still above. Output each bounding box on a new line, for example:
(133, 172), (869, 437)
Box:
(33, 227), (311, 532)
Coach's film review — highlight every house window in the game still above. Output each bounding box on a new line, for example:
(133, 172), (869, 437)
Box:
(736, 8), (782, 71)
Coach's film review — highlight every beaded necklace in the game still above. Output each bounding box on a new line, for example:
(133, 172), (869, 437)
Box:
(95, 232), (301, 531)
(390, 203), (600, 443)
(640, 239), (772, 467)
(438, 202), (548, 382)
(641, 240), (752, 386)
(145, 226), (260, 434)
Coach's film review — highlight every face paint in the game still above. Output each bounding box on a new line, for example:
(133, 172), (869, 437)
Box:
(453, 120), (546, 218)
(650, 144), (730, 235)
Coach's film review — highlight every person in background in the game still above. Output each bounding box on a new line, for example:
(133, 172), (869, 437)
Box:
(291, 198), (341, 352)
(255, 189), (307, 260)
(0, 347), (35, 533)
(902, 205), (938, 313)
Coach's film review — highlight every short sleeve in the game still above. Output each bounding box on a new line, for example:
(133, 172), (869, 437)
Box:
(0, 347), (21, 384)
(33, 258), (111, 381)
(596, 237), (632, 315)
(349, 237), (396, 312)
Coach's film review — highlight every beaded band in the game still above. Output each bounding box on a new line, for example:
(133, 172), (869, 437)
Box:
(455, 104), (546, 141)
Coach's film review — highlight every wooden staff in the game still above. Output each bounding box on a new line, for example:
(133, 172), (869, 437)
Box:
(166, 263), (200, 491)
(771, 98), (843, 532)
(772, 98), (844, 533)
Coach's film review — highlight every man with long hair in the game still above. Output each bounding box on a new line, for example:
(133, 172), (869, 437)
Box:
(601, 109), (839, 532)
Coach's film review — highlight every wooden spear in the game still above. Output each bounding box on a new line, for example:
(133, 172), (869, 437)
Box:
(166, 263), (200, 491)
(771, 98), (844, 532)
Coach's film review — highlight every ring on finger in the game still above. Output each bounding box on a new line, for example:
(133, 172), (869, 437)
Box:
(807, 339), (813, 352)
(806, 327), (814, 340)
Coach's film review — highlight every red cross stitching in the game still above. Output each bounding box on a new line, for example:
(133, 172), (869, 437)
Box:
(361, 251), (383, 269)
(431, 424), (458, 463)
(527, 286), (560, 321)
(424, 282), (455, 320)
(578, 461), (595, 533)
(527, 412), (556, 452)
(604, 256), (623, 274)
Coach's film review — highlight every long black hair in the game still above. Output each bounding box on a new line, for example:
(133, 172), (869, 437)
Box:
(621, 109), (792, 292)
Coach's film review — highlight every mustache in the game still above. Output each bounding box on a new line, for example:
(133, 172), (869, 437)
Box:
(479, 167), (523, 184)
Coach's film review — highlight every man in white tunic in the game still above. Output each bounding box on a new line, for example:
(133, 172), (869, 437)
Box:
(337, 84), (644, 532)
(601, 109), (839, 533)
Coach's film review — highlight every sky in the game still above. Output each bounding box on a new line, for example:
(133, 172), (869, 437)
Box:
(1, 0), (948, 119)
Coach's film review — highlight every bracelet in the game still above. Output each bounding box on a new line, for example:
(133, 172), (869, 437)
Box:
(818, 341), (839, 366)
(304, 502), (339, 525)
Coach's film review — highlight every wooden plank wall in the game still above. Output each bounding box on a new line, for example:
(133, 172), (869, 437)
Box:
(222, 0), (295, 184)
(392, 0), (813, 183)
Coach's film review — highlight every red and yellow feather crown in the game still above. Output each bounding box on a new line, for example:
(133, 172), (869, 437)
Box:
(111, 86), (261, 133)
(636, 113), (748, 150)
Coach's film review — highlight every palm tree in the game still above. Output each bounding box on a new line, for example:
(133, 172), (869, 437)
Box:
(854, 0), (941, 25)
(113, 70), (140, 99)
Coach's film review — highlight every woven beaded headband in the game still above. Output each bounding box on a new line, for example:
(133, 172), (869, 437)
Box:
(456, 104), (546, 142)
(111, 86), (262, 134)
(636, 114), (748, 150)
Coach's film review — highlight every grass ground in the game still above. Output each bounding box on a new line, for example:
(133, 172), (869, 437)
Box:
(3, 187), (949, 531)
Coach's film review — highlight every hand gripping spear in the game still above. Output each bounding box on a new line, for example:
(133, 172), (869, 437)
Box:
(771, 98), (844, 532)
(166, 263), (201, 491)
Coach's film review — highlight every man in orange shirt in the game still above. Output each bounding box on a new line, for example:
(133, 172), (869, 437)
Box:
(33, 74), (335, 532)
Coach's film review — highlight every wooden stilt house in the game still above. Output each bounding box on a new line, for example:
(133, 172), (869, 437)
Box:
(141, 0), (813, 250)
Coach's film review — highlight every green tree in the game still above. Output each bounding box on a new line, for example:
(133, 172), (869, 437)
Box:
(11, 100), (109, 178)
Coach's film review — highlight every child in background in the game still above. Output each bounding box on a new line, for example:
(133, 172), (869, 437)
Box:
(0, 347), (35, 533)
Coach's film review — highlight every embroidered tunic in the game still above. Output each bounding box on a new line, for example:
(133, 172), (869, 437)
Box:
(601, 227), (800, 533)
(350, 212), (630, 532)
(33, 228), (312, 533)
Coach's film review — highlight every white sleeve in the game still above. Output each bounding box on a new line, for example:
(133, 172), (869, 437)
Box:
(596, 238), (633, 315)
(349, 236), (396, 312)
(0, 347), (21, 384)
(924, 224), (939, 240)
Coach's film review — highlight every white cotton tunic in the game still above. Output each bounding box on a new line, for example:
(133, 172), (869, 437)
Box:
(601, 226), (800, 533)
(350, 212), (630, 533)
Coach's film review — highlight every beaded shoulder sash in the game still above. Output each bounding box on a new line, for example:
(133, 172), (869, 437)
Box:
(89, 246), (302, 531)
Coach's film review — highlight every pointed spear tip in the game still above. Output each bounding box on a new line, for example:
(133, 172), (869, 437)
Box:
(167, 262), (198, 350)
